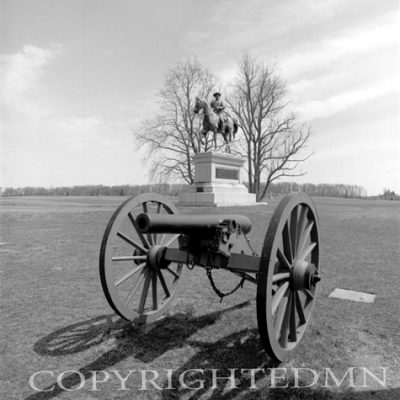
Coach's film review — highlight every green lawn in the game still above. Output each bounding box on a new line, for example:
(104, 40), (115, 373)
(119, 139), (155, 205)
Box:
(1, 195), (399, 400)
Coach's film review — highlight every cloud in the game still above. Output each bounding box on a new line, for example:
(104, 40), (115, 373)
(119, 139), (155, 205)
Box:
(53, 116), (106, 151)
(279, 10), (399, 120)
(180, 0), (398, 123)
(181, 0), (397, 66)
(293, 78), (397, 120)
(280, 12), (398, 81)
(0, 44), (62, 118)
(1, 113), (138, 188)
(0, 44), (139, 188)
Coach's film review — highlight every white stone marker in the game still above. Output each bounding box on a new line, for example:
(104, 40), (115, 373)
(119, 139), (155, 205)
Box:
(329, 288), (376, 303)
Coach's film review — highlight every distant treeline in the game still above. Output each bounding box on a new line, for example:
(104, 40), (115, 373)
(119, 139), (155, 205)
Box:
(0, 184), (186, 197)
(1, 182), (375, 199)
(377, 189), (400, 201)
(265, 182), (367, 198)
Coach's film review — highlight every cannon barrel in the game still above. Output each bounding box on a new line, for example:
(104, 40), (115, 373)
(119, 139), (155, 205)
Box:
(136, 213), (252, 235)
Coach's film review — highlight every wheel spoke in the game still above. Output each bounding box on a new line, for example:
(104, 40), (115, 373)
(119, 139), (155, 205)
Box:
(138, 272), (152, 313)
(271, 283), (278, 295)
(152, 272), (158, 310)
(299, 242), (317, 261)
(159, 233), (166, 245)
(290, 206), (299, 257)
(124, 270), (146, 304)
(142, 201), (154, 246)
(289, 292), (297, 342)
(280, 294), (291, 348)
(112, 255), (147, 262)
(157, 270), (170, 298)
(272, 281), (289, 316)
(295, 291), (306, 325)
(142, 202), (154, 246)
(303, 289), (314, 300)
(296, 220), (314, 258)
(153, 204), (161, 245)
(114, 263), (146, 287)
(162, 234), (180, 248)
(166, 266), (180, 280)
(296, 206), (308, 254)
(272, 272), (290, 284)
(274, 291), (289, 336)
(128, 212), (150, 249)
(282, 223), (293, 263)
(117, 231), (147, 254)
(277, 248), (292, 270)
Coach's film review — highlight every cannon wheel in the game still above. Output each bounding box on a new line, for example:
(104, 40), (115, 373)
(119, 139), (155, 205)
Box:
(257, 193), (320, 362)
(99, 193), (184, 323)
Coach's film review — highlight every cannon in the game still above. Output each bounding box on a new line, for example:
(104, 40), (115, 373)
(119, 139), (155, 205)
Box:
(99, 192), (320, 362)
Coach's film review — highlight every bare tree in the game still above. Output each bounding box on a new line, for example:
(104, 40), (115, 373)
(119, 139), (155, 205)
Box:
(227, 54), (312, 201)
(135, 59), (218, 184)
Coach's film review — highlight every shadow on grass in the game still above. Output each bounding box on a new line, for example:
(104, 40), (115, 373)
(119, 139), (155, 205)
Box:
(34, 314), (127, 356)
(160, 333), (399, 400)
(264, 388), (400, 400)
(160, 328), (269, 400)
(29, 300), (399, 400)
(27, 301), (252, 399)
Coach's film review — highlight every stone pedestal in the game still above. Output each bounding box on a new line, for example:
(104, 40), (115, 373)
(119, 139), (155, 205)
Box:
(179, 152), (258, 207)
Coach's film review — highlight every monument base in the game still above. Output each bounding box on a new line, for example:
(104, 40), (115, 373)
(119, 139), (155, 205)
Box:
(179, 183), (258, 207)
(178, 152), (260, 207)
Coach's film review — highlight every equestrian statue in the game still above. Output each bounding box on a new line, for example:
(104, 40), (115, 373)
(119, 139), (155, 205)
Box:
(194, 92), (238, 152)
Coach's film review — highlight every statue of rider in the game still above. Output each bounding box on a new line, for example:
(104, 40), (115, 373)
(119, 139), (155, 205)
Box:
(210, 92), (225, 132)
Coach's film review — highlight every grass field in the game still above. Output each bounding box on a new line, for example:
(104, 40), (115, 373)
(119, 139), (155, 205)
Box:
(1, 195), (399, 400)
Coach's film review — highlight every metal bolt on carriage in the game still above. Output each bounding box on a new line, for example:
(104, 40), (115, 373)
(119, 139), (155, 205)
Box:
(99, 192), (320, 362)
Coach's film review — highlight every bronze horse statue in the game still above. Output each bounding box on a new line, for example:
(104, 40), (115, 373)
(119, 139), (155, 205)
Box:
(193, 97), (238, 152)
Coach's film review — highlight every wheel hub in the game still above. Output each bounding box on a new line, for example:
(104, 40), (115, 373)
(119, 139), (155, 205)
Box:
(148, 245), (169, 270)
(292, 260), (320, 290)
(132, 248), (144, 265)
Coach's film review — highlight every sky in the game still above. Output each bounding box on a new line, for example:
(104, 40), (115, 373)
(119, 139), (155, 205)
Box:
(1, 0), (399, 195)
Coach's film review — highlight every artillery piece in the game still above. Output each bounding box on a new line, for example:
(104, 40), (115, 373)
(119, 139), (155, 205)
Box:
(99, 192), (320, 362)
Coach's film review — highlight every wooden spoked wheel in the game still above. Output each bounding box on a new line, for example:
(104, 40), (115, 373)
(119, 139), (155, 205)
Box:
(257, 193), (320, 362)
(99, 193), (184, 323)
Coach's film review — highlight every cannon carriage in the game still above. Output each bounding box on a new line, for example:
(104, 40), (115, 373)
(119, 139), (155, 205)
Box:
(99, 192), (320, 362)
